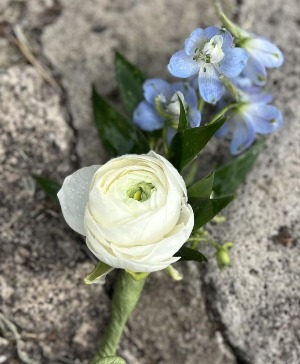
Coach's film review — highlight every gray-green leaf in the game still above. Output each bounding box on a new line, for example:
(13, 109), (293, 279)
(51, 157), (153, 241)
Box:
(96, 356), (126, 364)
(84, 261), (114, 285)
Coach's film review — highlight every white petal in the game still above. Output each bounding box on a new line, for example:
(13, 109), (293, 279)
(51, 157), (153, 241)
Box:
(58, 165), (100, 235)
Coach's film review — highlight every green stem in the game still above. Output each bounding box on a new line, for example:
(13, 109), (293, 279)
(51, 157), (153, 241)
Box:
(208, 103), (239, 125)
(162, 125), (169, 159)
(89, 270), (147, 363)
(212, 0), (249, 40)
(198, 96), (205, 113)
(187, 237), (221, 250)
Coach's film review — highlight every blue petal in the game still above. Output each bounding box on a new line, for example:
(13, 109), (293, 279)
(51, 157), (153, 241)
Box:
(218, 48), (248, 78)
(189, 75), (199, 90)
(166, 127), (177, 145)
(245, 38), (284, 68)
(198, 64), (225, 104)
(168, 50), (200, 78)
(143, 78), (173, 105)
(203, 27), (233, 49)
(243, 55), (267, 86)
(220, 29), (234, 50)
(184, 28), (205, 56)
(215, 120), (230, 138)
(133, 101), (164, 131)
(248, 92), (273, 104)
(204, 26), (221, 39)
(188, 109), (201, 128)
(172, 82), (198, 109)
(230, 115), (256, 154)
(244, 104), (283, 134)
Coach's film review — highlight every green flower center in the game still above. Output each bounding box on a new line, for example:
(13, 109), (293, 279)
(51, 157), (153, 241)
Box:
(127, 182), (156, 202)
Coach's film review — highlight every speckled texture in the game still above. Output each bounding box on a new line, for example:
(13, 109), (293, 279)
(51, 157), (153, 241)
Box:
(203, 1), (300, 363)
(1, 0), (298, 363)
(0, 1), (238, 363)
(0, 65), (110, 363)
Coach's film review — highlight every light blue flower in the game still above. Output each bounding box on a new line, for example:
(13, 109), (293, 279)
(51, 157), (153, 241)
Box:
(240, 36), (284, 85)
(216, 83), (282, 154)
(133, 78), (201, 133)
(168, 27), (248, 104)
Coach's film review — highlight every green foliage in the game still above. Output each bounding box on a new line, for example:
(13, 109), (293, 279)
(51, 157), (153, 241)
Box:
(177, 96), (189, 131)
(174, 246), (207, 263)
(187, 171), (214, 198)
(84, 261), (114, 285)
(115, 51), (146, 114)
(213, 139), (265, 196)
(189, 195), (234, 231)
(92, 86), (149, 157)
(33, 175), (61, 203)
(97, 357), (126, 364)
(170, 116), (226, 171)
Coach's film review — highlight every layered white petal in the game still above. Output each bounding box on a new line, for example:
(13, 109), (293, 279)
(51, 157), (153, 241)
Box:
(57, 165), (100, 235)
(59, 152), (194, 273)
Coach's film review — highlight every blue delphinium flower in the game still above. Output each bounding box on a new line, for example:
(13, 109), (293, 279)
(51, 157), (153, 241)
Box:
(216, 78), (283, 154)
(240, 36), (284, 85)
(168, 27), (248, 104)
(133, 78), (201, 133)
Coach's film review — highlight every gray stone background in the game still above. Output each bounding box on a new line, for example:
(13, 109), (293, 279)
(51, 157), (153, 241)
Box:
(0, 0), (299, 363)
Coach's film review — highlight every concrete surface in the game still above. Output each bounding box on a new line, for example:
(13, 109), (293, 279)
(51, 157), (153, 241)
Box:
(204, 1), (300, 363)
(0, 0), (299, 363)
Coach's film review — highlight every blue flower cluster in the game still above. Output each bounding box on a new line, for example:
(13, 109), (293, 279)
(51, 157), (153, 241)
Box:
(168, 26), (248, 104)
(216, 76), (283, 154)
(133, 78), (201, 140)
(133, 24), (284, 154)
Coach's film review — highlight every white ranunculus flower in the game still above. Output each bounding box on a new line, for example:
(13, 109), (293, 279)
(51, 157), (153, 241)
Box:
(58, 151), (194, 272)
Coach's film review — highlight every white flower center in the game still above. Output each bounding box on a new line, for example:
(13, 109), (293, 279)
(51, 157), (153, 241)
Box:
(194, 35), (225, 64)
(156, 91), (187, 121)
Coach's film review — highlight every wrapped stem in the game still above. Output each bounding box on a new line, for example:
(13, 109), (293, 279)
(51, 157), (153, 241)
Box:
(89, 270), (147, 363)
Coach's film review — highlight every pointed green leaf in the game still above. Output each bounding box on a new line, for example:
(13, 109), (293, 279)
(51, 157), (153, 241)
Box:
(189, 196), (234, 231)
(177, 96), (189, 131)
(213, 139), (265, 196)
(33, 175), (61, 204)
(84, 261), (113, 285)
(92, 86), (149, 157)
(115, 51), (146, 114)
(170, 116), (226, 171)
(188, 171), (214, 198)
(174, 247), (208, 262)
(97, 357), (126, 364)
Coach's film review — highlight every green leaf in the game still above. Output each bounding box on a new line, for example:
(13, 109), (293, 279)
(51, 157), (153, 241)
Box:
(33, 175), (61, 203)
(189, 196), (234, 231)
(92, 86), (149, 157)
(174, 247), (208, 262)
(188, 171), (214, 198)
(213, 139), (265, 196)
(84, 261), (114, 285)
(97, 357), (126, 364)
(177, 96), (189, 131)
(170, 117), (226, 171)
(115, 51), (146, 114)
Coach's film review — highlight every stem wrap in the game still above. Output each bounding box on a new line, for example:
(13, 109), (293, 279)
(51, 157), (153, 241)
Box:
(90, 270), (147, 364)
